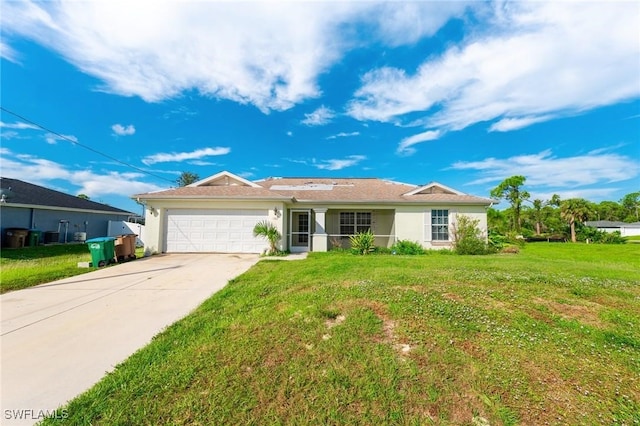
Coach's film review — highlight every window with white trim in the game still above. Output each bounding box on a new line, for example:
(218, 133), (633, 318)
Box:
(340, 212), (371, 235)
(431, 209), (449, 241)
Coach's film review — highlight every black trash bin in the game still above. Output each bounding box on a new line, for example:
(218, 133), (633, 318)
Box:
(28, 230), (42, 247)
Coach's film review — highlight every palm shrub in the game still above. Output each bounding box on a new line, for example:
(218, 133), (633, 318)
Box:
(451, 215), (489, 255)
(253, 220), (282, 255)
(487, 229), (507, 251)
(349, 230), (375, 255)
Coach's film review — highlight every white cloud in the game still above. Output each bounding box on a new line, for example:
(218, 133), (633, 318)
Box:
(0, 121), (39, 130)
(450, 149), (640, 189)
(488, 116), (552, 132)
(326, 131), (360, 140)
(44, 133), (78, 145)
(188, 160), (218, 167)
(397, 130), (442, 155)
(1, 2), (469, 113)
(142, 147), (231, 165)
(286, 131), (293, 137)
(314, 155), (366, 170)
(111, 123), (136, 136)
(162, 106), (198, 120)
(0, 40), (19, 63)
(301, 106), (335, 126)
(0, 131), (21, 140)
(0, 150), (163, 198)
(368, 2), (469, 46)
(348, 2), (640, 133)
(0, 2), (346, 112)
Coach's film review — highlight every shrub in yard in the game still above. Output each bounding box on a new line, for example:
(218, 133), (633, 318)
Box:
(253, 220), (282, 255)
(391, 240), (425, 255)
(577, 226), (627, 244)
(506, 231), (526, 247)
(599, 231), (627, 244)
(488, 230), (507, 252)
(349, 230), (375, 255)
(451, 215), (489, 255)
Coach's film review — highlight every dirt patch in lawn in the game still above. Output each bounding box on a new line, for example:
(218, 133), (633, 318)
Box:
(534, 298), (603, 328)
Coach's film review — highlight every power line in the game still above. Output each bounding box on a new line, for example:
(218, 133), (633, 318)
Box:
(0, 106), (175, 184)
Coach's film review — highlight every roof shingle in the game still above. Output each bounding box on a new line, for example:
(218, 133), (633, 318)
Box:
(136, 175), (493, 205)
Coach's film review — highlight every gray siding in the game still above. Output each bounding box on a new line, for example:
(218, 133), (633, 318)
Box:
(0, 206), (131, 244)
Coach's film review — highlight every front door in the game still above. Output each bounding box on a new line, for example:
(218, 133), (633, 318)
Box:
(290, 210), (310, 252)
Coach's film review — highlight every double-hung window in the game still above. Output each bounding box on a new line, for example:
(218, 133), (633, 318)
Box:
(431, 209), (449, 241)
(340, 212), (371, 235)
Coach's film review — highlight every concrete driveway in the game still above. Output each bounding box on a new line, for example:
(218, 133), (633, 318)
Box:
(0, 253), (259, 426)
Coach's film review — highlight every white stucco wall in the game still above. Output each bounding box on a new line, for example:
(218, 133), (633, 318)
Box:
(140, 199), (489, 253)
(621, 227), (640, 237)
(395, 205), (488, 249)
(598, 226), (640, 237)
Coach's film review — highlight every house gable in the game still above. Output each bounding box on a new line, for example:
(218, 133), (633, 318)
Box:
(188, 171), (261, 188)
(403, 182), (464, 197)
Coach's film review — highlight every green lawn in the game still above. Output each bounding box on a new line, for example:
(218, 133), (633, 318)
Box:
(1, 244), (144, 293)
(43, 244), (639, 425)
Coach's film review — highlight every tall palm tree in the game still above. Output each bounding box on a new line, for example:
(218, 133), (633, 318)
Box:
(531, 199), (544, 235)
(560, 198), (592, 242)
(253, 220), (281, 255)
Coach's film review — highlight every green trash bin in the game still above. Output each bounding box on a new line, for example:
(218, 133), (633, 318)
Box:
(28, 230), (42, 247)
(86, 237), (116, 268)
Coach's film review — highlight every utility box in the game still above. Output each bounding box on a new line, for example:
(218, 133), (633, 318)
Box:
(44, 231), (60, 244)
(86, 237), (116, 268)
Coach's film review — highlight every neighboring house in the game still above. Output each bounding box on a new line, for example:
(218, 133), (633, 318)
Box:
(1, 177), (135, 245)
(584, 220), (640, 237)
(134, 171), (494, 254)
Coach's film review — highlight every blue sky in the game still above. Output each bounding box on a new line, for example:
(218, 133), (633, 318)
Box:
(1, 1), (639, 215)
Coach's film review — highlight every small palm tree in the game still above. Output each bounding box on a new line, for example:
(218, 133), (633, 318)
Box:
(253, 220), (281, 255)
(560, 198), (592, 243)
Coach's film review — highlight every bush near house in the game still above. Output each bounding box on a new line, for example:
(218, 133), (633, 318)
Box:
(349, 230), (375, 255)
(452, 215), (490, 255)
(390, 240), (425, 255)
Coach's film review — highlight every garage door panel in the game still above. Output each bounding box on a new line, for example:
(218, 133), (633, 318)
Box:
(166, 209), (269, 253)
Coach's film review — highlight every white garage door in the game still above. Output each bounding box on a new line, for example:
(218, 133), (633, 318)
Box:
(165, 209), (269, 253)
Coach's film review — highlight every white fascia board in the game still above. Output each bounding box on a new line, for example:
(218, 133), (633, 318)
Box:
(188, 171), (261, 188)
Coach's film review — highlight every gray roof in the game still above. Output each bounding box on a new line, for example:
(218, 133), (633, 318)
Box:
(136, 171), (494, 206)
(0, 177), (133, 215)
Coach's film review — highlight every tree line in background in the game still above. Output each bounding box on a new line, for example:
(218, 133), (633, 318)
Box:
(489, 175), (639, 243)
